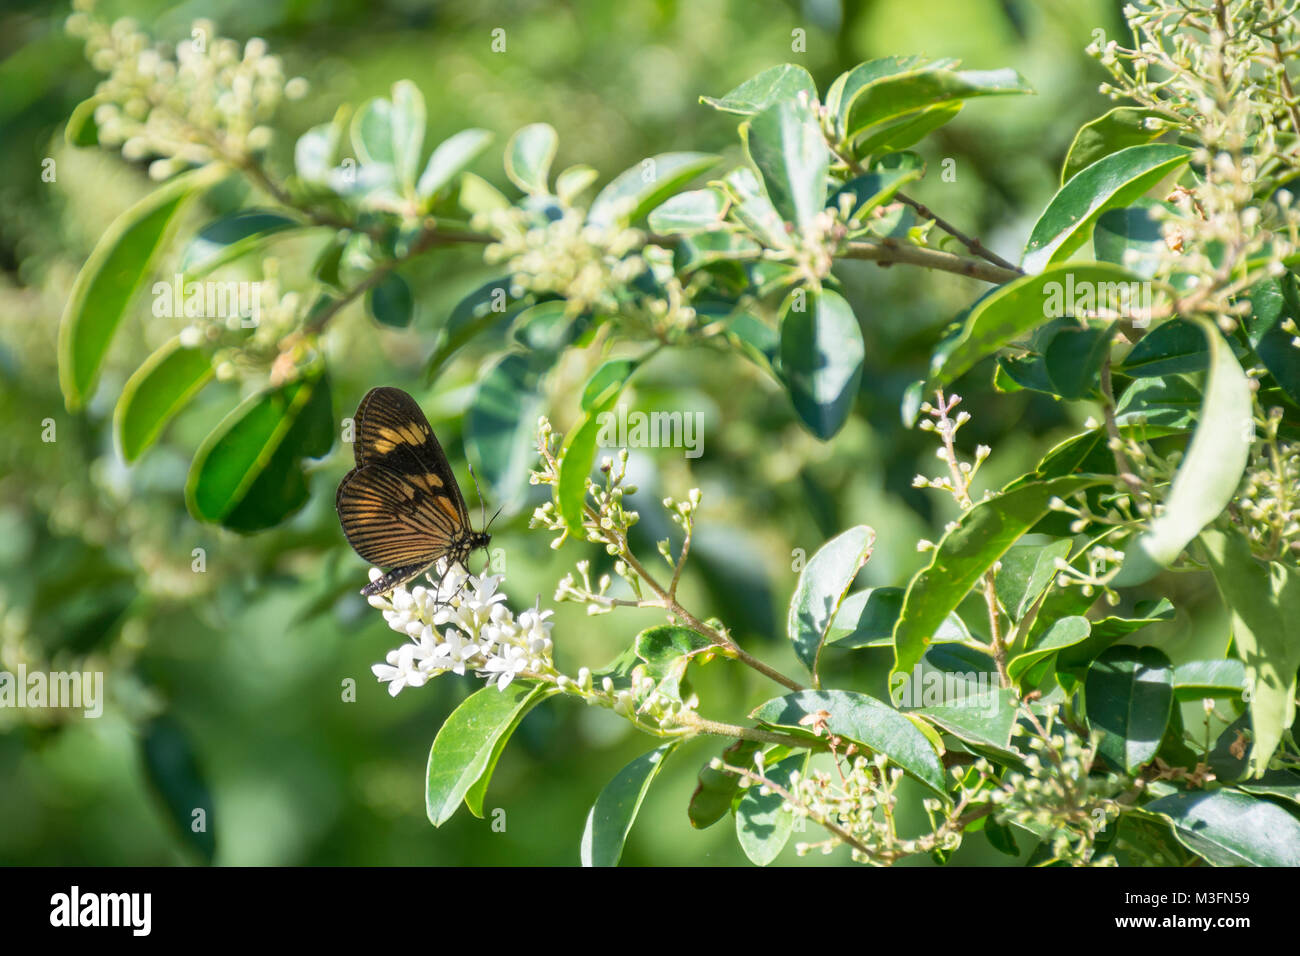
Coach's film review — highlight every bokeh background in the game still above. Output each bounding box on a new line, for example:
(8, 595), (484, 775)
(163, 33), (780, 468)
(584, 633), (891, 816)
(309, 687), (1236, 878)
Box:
(0, 0), (1226, 865)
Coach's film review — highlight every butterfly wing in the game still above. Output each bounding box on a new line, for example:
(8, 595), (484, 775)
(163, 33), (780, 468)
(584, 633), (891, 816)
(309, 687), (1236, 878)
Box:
(351, 386), (471, 525)
(336, 462), (462, 569)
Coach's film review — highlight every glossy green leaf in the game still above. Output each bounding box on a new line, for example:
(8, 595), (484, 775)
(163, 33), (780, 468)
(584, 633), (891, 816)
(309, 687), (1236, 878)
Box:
(746, 99), (829, 231)
(140, 715), (216, 863)
(904, 685), (1020, 752)
(1114, 321), (1251, 585)
(426, 682), (552, 826)
(558, 357), (639, 535)
(853, 102), (962, 156)
(736, 752), (807, 866)
(752, 690), (946, 798)
(842, 67), (1031, 144)
(1022, 144), (1189, 272)
(1200, 526), (1300, 776)
(417, 128), (493, 199)
(466, 353), (544, 516)
(1143, 789), (1300, 866)
(588, 152), (719, 227)
(1044, 321), (1119, 400)
(180, 210), (300, 277)
(700, 64), (815, 116)
(927, 263), (1143, 389)
(423, 277), (523, 382)
(185, 372), (333, 531)
(1093, 199), (1170, 280)
(827, 586), (971, 648)
(1007, 615), (1090, 682)
(724, 167), (789, 248)
(365, 272), (414, 327)
(504, 123), (557, 195)
(892, 476), (1104, 679)
(580, 742), (678, 866)
(58, 166), (218, 409)
(462, 684), (554, 818)
(788, 525), (876, 679)
(1113, 374), (1201, 429)
(65, 95), (102, 147)
(779, 287), (864, 439)
(647, 188), (726, 234)
(1086, 645), (1174, 773)
(1119, 319), (1208, 377)
(824, 56), (935, 130)
(830, 161), (923, 221)
(115, 336), (214, 462)
(995, 539), (1073, 621)
(1060, 107), (1164, 185)
(1172, 659), (1246, 699)
(1245, 274), (1300, 407)
(556, 164), (600, 205)
(689, 739), (761, 829)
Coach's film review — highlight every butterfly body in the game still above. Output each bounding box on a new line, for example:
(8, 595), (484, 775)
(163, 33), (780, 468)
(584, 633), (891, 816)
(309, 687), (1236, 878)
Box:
(336, 387), (490, 597)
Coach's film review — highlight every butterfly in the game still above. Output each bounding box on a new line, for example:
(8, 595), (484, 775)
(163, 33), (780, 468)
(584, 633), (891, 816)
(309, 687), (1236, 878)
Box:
(336, 386), (491, 597)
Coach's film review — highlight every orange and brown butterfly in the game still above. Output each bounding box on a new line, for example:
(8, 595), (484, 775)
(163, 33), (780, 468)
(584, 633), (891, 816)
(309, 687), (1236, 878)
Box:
(336, 386), (490, 597)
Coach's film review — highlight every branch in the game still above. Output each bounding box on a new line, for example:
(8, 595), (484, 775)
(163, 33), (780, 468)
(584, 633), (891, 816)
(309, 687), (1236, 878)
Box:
(840, 239), (1021, 284)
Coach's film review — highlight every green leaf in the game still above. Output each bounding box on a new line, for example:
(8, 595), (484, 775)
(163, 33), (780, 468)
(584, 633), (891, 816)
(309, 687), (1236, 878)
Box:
(1007, 616), (1090, 683)
(423, 277), (523, 383)
(65, 95), (102, 147)
(745, 99), (829, 231)
(853, 102), (962, 157)
(647, 188), (726, 234)
(556, 165), (600, 205)
(752, 690), (946, 798)
(824, 56), (935, 129)
(689, 739), (761, 829)
(58, 166), (218, 409)
(827, 586), (971, 648)
(312, 233), (347, 289)
(366, 272), (414, 328)
(588, 152), (719, 227)
(417, 128), (493, 200)
(1114, 374), (1202, 429)
(558, 357), (639, 535)
(701, 63), (816, 116)
(114, 336), (214, 462)
(294, 119), (341, 184)
(580, 742), (678, 866)
(736, 752), (807, 866)
(351, 96), (396, 167)
(140, 715), (216, 863)
(388, 80), (426, 191)
(185, 371), (333, 532)
(426, 682), (553, 826)
(995, 539), (1073, 621)
(1086, 645), (1174, 773)
(458, 171), (511, 214)
(1022, 143), (1189, 272)
(906, 685), (1020, 753)
(1237, 771), (1300, 805)
(1113, 320), (1252, 585)
(787, 525), (876, 679)
(466, 353), (544, 516)
(1093, 200), (1170, 280)
(1119, 319), (1208, 377)
(1061, 107), (1164, 186)
(927, 262), (1144, 389)
(1044, 321), (1119, 400)
(1143, 789), (1300, 866)
(724, 167), (790, 248)
(842, 67), (1032, 145)
(1200, 527), (1300, 776)
(830, 161), (923, 220)
(504, 123), (557, 195)
(180, 210), (300, 277)
(1245, 274), (1300, 407)
(1056, 598), (1176, 693)
(892, 476), (1105, 679)
(779, 287), (864, 439)
(462, 683), (553, 818)
(1172, 659), (1246, 699)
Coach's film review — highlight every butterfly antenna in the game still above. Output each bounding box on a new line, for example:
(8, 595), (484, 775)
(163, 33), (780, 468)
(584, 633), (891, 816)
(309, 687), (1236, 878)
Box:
(487, 503), (505, 531)
(467, 461), (488, 530)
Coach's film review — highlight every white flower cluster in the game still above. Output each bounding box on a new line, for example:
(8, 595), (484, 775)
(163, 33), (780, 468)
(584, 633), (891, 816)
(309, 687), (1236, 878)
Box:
(366, 564), (557, 696)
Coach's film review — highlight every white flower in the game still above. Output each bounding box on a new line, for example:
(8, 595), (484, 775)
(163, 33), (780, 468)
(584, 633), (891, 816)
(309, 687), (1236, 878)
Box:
(372, 644), (425, 697)
(481, 643), (530, 690)
(431, 629), (480, 676)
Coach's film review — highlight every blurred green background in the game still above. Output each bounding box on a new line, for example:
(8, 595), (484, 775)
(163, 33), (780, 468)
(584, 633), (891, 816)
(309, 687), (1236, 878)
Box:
(0, 0), (1226, 865)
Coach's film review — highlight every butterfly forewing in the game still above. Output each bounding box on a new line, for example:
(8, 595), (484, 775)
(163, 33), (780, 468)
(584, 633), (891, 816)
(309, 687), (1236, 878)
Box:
(336, 386), (488, 595)
(351, 386), (471, 523)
